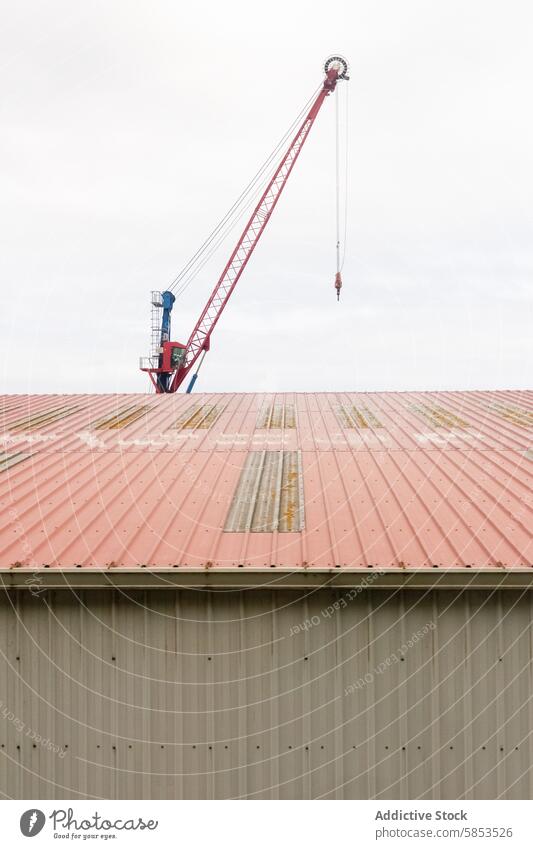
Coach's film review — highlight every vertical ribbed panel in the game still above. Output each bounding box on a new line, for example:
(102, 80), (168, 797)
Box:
(8, 405), (81, 431)
(337, 405), (383, 428)
(174, 403), (222, 429)
(0, 451), (32, 472)
(409, 404), (470, 429)
(257, 403), (296, 429)
(225, 451), (304, 532)
(489, 403), (533, 428)
(94, 404), (151, 430)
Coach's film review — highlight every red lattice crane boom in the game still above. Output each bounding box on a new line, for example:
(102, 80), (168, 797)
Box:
(140, 56), (349, 393)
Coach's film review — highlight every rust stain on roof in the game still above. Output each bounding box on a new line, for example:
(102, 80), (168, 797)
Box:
(174, 402), (223, 430)
(489, 403), (533, 429)
(337, 404), (383, 429)
(410, 404), (470, 430)
(257, 402), (296, 429)
(93, 404), (152, 430)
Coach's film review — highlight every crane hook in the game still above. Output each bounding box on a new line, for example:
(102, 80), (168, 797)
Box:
(335, 271), (342, 301)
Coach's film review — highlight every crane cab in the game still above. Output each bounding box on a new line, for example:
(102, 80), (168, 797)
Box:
(140, 340), (187, 392)
(161, 341), (186, 371)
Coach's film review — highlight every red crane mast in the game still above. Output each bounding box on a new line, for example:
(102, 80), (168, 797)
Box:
(141, 56), (348, 393)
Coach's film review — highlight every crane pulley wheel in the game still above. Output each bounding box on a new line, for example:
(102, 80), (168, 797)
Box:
(324, 55), (349, 80)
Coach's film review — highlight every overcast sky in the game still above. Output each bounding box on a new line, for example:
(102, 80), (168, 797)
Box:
(1, 1), (531, 395)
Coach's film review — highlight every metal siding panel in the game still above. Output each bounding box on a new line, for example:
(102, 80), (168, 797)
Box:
(2, 587), (533, 799)
(468, 589), (499, 798)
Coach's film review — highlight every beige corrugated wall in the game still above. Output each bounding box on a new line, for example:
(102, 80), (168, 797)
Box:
(1, 588), (532, 799)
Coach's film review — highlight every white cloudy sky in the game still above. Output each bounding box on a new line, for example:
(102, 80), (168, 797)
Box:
(1, 0), (531, 394)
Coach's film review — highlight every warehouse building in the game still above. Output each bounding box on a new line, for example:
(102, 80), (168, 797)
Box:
(0, 390), (531, 799)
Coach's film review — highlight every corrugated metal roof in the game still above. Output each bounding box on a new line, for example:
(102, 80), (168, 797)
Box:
(0, 390), (531, 570)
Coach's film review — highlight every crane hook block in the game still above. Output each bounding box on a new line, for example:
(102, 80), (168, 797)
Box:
(334, 271), (342, 301)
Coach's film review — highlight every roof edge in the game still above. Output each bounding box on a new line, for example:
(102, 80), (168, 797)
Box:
(1, 568), (532, 590)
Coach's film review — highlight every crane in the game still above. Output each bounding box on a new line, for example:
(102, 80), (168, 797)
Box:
(140, 56), (349, 394)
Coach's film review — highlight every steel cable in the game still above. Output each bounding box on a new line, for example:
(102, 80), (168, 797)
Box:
(168, 84), (322, 299)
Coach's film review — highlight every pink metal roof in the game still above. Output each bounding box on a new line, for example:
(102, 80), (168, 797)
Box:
(0, 391), (531, 570)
